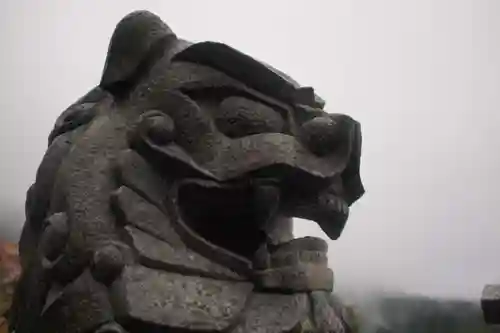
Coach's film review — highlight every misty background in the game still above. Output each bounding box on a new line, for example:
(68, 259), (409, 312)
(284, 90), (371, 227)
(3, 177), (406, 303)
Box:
(0, 0), (498, 301)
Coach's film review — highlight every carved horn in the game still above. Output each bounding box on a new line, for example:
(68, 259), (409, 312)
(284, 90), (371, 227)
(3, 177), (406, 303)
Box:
(100, 10), (177, 96)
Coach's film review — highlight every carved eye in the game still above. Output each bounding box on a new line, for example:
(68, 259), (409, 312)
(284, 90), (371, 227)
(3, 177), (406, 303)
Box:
(215, 96), (285, 138)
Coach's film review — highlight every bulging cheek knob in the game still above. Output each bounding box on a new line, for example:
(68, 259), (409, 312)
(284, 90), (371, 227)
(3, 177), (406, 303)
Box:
(40, 212), (69, 262)
(128, 110), (175, 147)
(91, 243), (125, 284)
(300, 115), (349, 156)
(143, 113), (175, 145)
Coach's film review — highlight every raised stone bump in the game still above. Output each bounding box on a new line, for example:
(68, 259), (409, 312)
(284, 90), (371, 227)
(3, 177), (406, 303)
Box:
(300, 116), (348, 156)
(39, 212), (69, 262)
(91, 244), (126, 285)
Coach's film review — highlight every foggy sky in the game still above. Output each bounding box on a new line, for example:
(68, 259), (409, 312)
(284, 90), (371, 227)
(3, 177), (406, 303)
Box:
(0, 0), (499, 300)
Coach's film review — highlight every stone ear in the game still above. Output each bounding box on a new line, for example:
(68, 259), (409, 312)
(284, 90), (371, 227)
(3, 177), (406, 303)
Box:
(100, 10), (177, 96)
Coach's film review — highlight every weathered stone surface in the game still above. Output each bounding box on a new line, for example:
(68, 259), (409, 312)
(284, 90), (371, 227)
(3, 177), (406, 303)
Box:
(482, 284), (500, 324)
(270, 237), (328, 254)
(300, 116), (350, 157)
(125, 226), (246, 280)
(310, 291), (346, 333)
(270, 249), (327, 268)
(40, 270), (113, 333)
(110, 265), (252, 331)
(114, 149), (169, 207)
(111, 185), (182, 246)
(293, 87), (325, 109)
(216, 96), (285, 138)
(100, 10), (176, 91)
(255, 237), (331, 291)
(39, 212), (69, 262)
(255, 264), (334, 292)
(13, 9), (365, 333)
(231, 293), (309, 333)
(19, 126), (88, 268)
(90, 243), (126, 285)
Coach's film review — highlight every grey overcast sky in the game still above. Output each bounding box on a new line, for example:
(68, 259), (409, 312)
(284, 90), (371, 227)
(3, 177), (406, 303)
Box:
(0, 0), (499, 300)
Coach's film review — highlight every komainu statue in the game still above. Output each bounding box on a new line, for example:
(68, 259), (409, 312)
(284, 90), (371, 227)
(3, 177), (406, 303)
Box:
(10, 11), (364, 333)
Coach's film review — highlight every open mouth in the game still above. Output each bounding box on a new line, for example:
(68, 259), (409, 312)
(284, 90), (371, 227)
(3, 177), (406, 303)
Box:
(176, 179), (280, 260)
(175, 175), (350, 261)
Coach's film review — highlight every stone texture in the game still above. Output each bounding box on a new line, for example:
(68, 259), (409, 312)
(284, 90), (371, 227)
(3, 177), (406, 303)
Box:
(231, 293), (309, 333)
(114, 149), (170, 207)
(482, 284), (500, 324)
(254, 237), (332, 292)
(39, 212), (69, 262)
(255, 264), (334, 292)
(40, 270), (114, 333)
(110, 265), (252, 331)
(111, 185), (181, 245)
(216, 96), (285, 138)
(100, 10), (177, 91)
(90, 243), (125, 285)
(12, 10), (365, 333)
(270, 249), (327, 268)
(125, 226), (246, 280)
(310, 291), (346, 333)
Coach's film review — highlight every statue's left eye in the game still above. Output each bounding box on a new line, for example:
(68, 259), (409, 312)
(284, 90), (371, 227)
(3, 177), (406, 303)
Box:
(214, 96), (285, 138)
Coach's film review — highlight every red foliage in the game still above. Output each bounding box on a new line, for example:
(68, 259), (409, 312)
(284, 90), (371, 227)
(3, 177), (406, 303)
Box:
(0, 242), (20, 333)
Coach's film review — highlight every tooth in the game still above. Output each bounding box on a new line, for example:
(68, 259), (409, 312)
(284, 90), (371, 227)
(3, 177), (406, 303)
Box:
(335, 198), (341, 212)
(253, 183), (280, 229)
(342, 201), (349, 215)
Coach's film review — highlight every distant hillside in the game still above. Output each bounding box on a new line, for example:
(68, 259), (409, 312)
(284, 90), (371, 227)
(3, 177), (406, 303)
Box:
(0, 226), (18, 243)
(0, 212), (22, 242)
(341, 291), (488, 333)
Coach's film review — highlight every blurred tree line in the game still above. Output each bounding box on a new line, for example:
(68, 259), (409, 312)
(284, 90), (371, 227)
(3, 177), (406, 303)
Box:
(342, 293), (488, 333)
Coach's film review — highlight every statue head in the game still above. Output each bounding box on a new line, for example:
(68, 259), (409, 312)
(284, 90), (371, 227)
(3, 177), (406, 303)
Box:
(13, 10), (365, 333)
(46, 10), (365, 262)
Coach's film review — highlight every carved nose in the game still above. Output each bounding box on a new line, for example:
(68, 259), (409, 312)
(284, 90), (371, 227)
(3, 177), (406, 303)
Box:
(300, 114), (350, 156)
